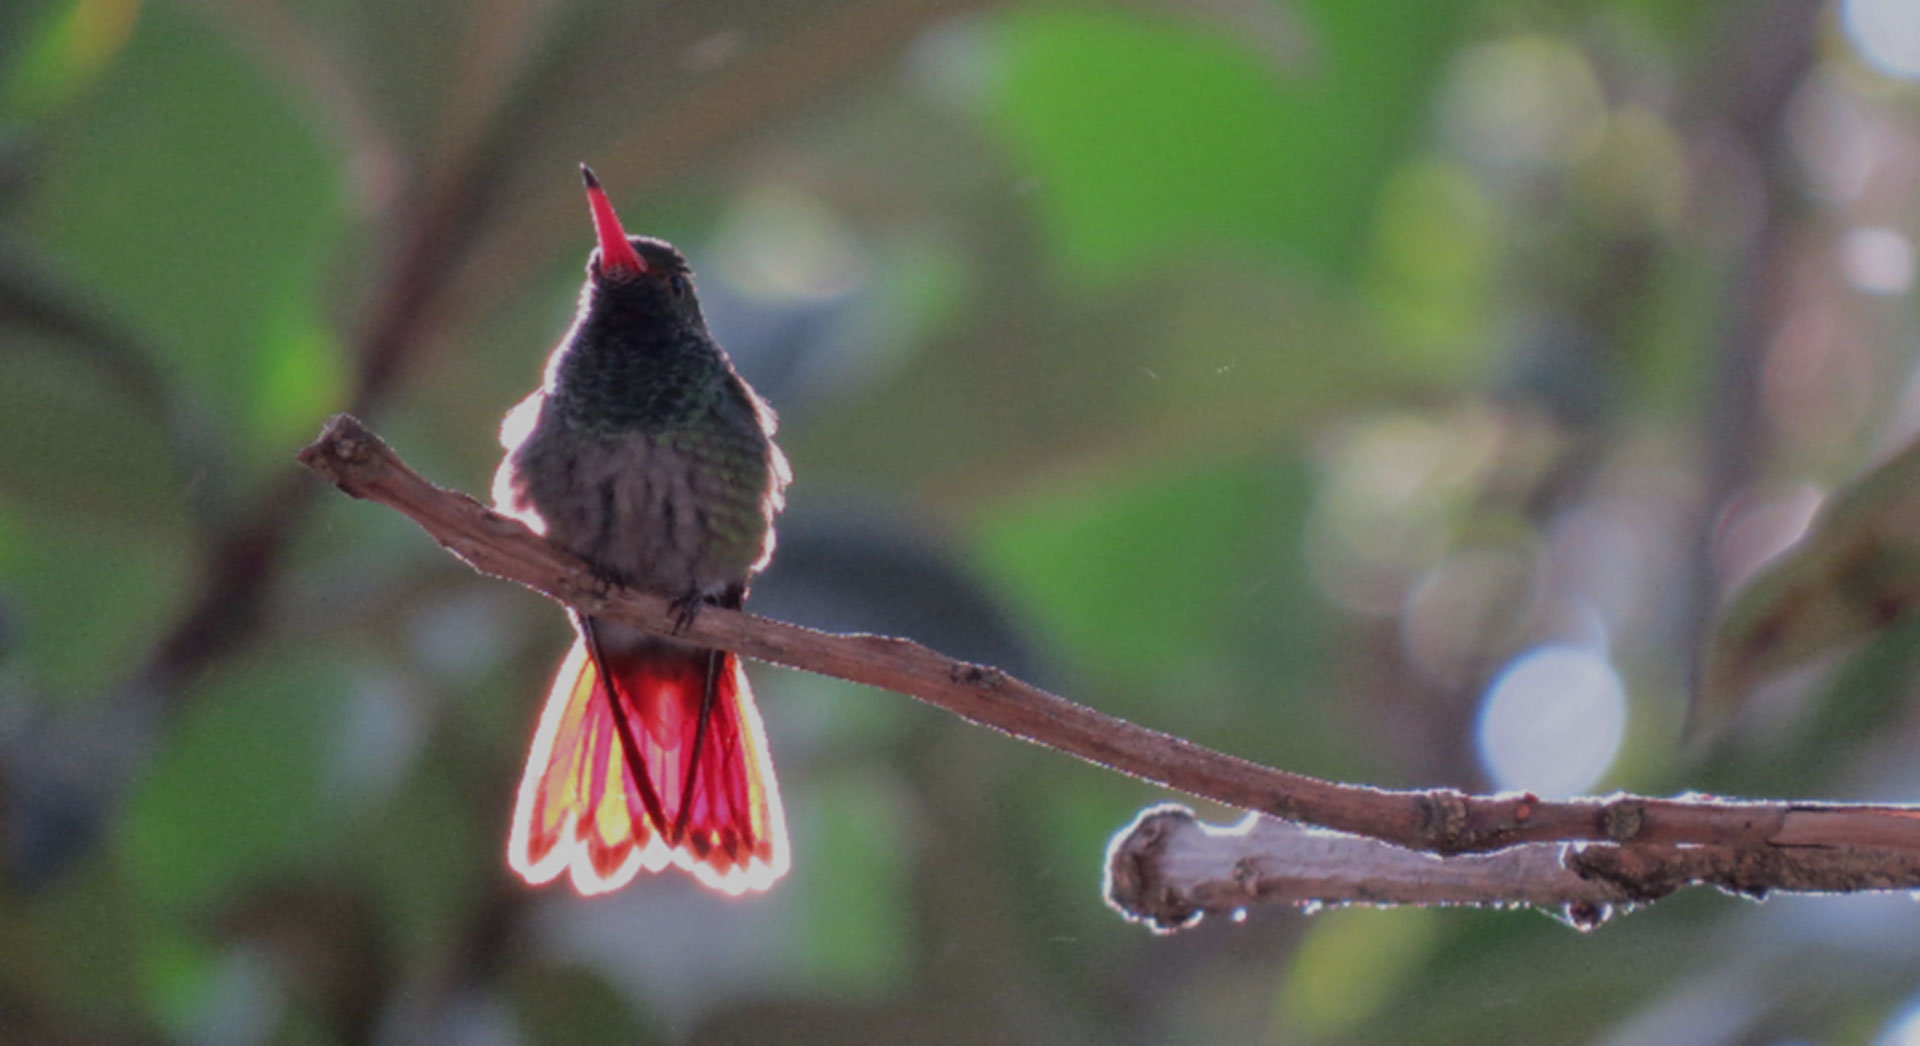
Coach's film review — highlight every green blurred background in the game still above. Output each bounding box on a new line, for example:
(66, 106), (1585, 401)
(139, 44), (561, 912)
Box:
(8, 0), (1920, 1041)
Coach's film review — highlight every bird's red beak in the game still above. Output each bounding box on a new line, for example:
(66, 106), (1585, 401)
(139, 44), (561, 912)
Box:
(581, 165), (648, 277)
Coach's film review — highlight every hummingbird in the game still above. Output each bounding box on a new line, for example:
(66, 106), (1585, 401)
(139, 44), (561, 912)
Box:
(490, 165), (791, 895)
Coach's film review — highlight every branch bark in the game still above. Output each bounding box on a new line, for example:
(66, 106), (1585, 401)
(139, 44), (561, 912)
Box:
(1103, 805), (1920, 933)
(300, 414), (1920, 929)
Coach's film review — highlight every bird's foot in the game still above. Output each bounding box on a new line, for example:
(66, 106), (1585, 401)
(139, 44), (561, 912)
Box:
(585, 563), (631, 598)
(667, 592), (706, 636)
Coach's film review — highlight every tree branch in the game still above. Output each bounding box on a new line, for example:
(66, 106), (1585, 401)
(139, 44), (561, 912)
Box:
(299, 414), (1920, 928)
(1103, 805), (1920, 933)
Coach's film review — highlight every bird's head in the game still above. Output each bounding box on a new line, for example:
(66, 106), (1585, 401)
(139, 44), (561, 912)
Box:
(579, 164), (702, 325)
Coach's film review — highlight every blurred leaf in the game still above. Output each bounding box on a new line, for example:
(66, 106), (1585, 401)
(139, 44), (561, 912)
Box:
(0, 0), (142, 119)
(1362, 157), (1497, 368)
(119, 653), (347, 920)
(1787, 612), (1920, 773)
(980, 2), (1462, 283)
(254, 308), (349, 452)
(1700, 437), (1920, 727)
(0, 857), (144, 1033)
(134, 913), (217, 1036)
(1700, 613), (1920, 796)
(0, 331), (193, 527)
(509, 964), (660, 1046)
(1371, 897), (1714, 1044)
(116, 654), (357, 1035)
(798, 769), (912, 996)
(1014, 760), (1154, 944)
(974, 455), (1322, 709)
(350, 741), (491, 972)
(1276, 906), (1437, 1037)
(0, 500), (189, 698)
(26, 1), (345, 476)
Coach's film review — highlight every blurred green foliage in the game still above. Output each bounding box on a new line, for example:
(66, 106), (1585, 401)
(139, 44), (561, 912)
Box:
(6, 0), (1920, 1043)
(28, 0), (346, 472)
(984, 3), (1459, 281)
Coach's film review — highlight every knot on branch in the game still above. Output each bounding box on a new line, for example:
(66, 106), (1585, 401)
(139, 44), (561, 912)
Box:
(1601, 798), (1647, 842)
(1566, 844), (1691, 903)
(949, 662), (1003, 688)
(1417, 790), (1473, 852)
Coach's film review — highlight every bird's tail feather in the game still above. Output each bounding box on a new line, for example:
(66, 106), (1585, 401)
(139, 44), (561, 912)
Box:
(507, 625), (788, 895)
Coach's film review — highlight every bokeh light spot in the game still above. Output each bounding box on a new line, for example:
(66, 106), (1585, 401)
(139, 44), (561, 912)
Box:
(1476, 644), (1626, 796)
(1788, 73), (1874, 202)
(1306, 410), (1502, 615)
(1841, 226), (1915, 295)
(1880, 993), (1920, 1046)
(1400, 547), (1535, 688)
(1844, 0), (1920, 80)
(711, 184), (868, 303)
(1441, 35), (1607, 175)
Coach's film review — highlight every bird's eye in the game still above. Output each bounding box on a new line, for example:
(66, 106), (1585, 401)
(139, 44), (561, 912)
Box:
(669, 275), (690, 296)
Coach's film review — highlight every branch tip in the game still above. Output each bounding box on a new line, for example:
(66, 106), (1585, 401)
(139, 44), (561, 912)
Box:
(297, 413), (392, 493)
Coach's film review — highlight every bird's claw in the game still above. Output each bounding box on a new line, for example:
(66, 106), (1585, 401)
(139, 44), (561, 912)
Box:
(668, 593), (705, 636)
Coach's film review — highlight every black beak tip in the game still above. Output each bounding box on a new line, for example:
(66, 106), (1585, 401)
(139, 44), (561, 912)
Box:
(580, 163), (600, 190)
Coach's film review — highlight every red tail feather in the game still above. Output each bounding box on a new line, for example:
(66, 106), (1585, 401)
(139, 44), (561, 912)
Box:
(508, 637), (789, 895)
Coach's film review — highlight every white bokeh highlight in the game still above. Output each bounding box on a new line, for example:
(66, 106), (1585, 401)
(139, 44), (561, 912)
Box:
(1845, 0), (1920, 79)
(1880, 993), (1920, 1046)
(1476, 644), (1627, 796)
(1842, 226), (1915, 296)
